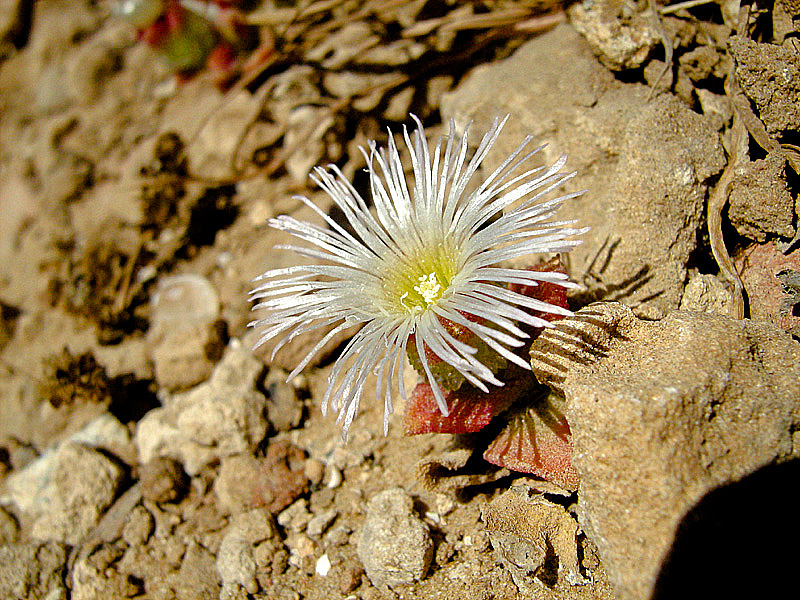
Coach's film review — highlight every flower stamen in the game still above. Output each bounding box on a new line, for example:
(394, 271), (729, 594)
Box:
(414, 273), (443, 306)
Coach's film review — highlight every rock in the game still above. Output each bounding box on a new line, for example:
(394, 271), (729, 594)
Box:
(695, 88), (732, 131)
(146, 274), (222, 391)
(0, 415), (129, 517)
(727, 155), (796, 242)
(303, 457), (325, 486)
(174, 541), (221, 600)
(213, 454), (264, 514)
(264, 369), (304, 432)
(483, 486), (588, 594)
(588, 94), (725, 318)
(679, 272), (731, 314)
(441, 24), (725, 319)
(678, 44), (724, 82)
(729, 35), (800, 135)
(530, 302), (800, 600)
(285, 532), (316, 571)
(139, 456), (188, 504)
(357, 487), (433, 588)
(306, 508), (337, 538)
(31, 443), (125, 545)
(135, 340), (268, 476)
(315, 553), (331, 577)
(217, 508), (276, 598)
(71, 548), (143, 600)
(277, 499), (312, 533)
(2, 441), (124, 545)
(0, 542), (68, 600)
(0, 505), (19, 544)
(213, 441), (308, 514)
(568, 0), (658, 70)
(121, 504), (154, 546)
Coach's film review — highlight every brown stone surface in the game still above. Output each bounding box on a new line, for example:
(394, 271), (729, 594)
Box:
(531, 302), (800, 600)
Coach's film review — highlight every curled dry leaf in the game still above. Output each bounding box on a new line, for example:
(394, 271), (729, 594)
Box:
(416, 444), (511, 493)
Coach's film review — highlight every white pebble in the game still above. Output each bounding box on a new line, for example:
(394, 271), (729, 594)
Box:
(315, 553), (331, 577)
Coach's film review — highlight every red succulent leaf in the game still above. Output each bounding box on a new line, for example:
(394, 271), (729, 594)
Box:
(483, 391), (579, 491)
(510, 256), (570, 327)
(736, 242), (800, 336)
(407, 311), (505, 393)
(404, 369), (537, 435)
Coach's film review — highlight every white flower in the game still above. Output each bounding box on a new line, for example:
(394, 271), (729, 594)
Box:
(250, 115), (587, 438)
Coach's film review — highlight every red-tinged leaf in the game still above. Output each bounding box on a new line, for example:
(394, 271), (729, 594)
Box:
(483, 391), (579, 491)
(141, 18), (171, 47)
(207, 43), (236, 73)
(509, 257), (570, 326)
(404, 370), (537, 435)
(736, 242), (800, 336)
(407, 311), (504, 392)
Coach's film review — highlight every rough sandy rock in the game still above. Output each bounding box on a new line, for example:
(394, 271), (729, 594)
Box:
(1, 415), (128, 516)
(71, 549), (143, 600)
(483, 486), (587, 595)
(441, 25), (725, 319)
(1, 441), (124, 545)
(357, 487), (434, 589)
(146, 274), (222, 391)
(217, 508), (277, 599)
(568, 0), (658, 70)
(530, 302), (800, 600)
(728, 155), (796, 242)
(139, 456), (189, 504)
(135, 339), (268, 476)
(589, 94), (725, 317)
(0, 541), (68, 600)
(32, 442), (125, 545)
(213, 440), (308, 514)
(730, 35), (800, 134)
(263, 369), (304, 432)
(174, 541), (222, 600)
(679, 272), (732, 314)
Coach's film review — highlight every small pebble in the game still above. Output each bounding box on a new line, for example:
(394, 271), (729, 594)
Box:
(315, 553), (331, 577)
(339, 565), (364, 594)
(435, 493), (456, 516)
(286, 532), (315, 568)
(306, 509), (337, 537)
(278, 499), (312, 533)
(304, 458), (325, 486)
(325, 524), (352, 547)
(435, 541), (455, 566)
(253, 540), (278, 568)
(140, 457), (188, 504)
(122, 505), (154, 546)
(325, 465), (342, 489)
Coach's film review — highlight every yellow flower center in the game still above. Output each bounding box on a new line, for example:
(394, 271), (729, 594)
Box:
(414, 273), (442, 305)
(382, 242), (459, 315)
